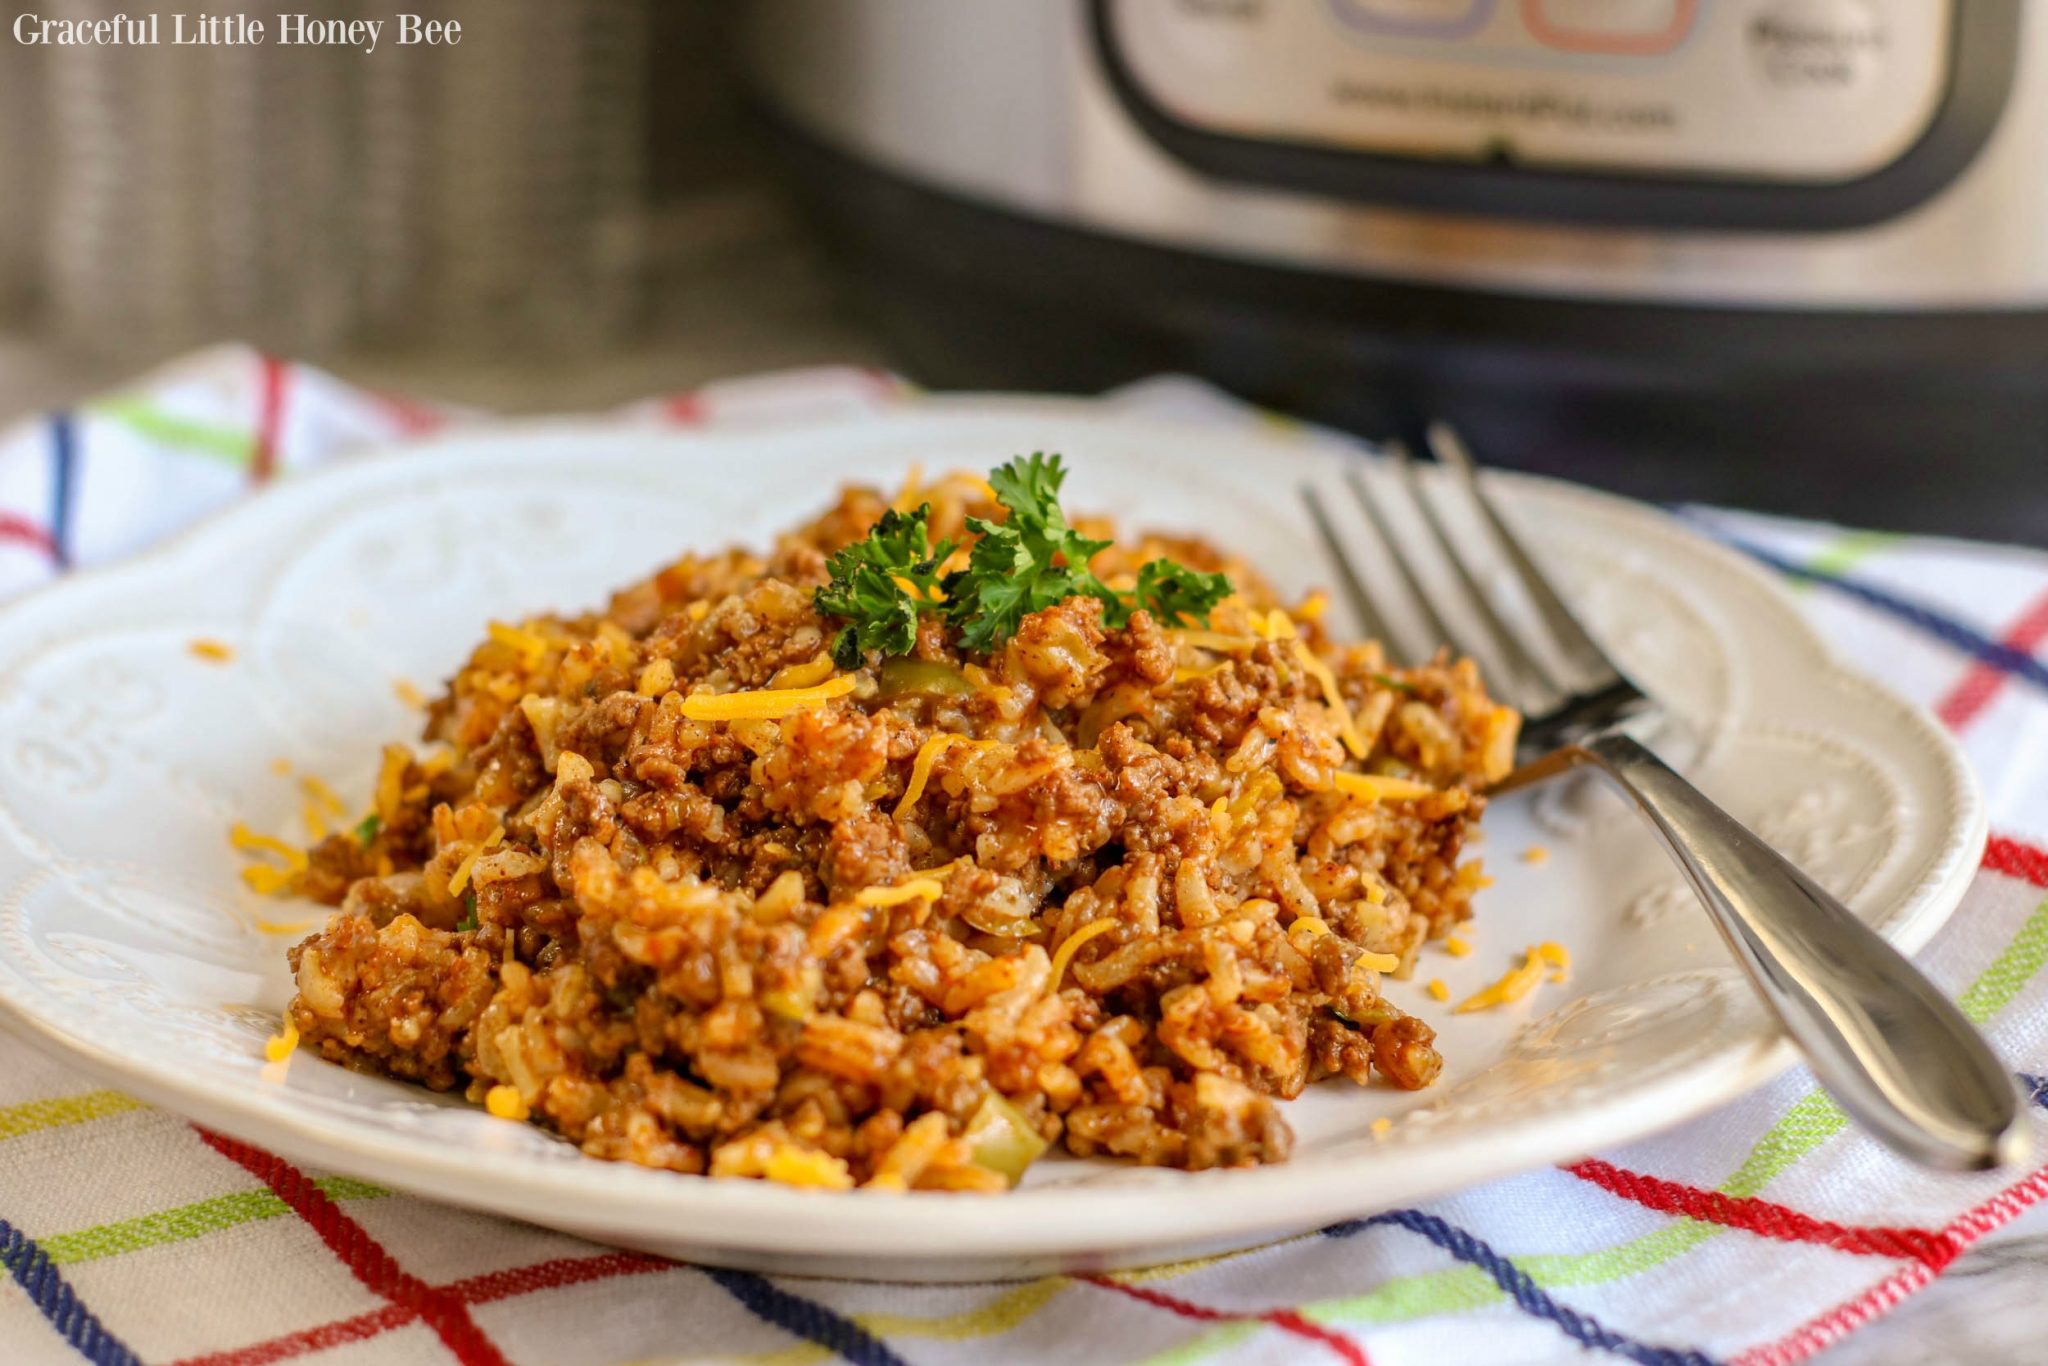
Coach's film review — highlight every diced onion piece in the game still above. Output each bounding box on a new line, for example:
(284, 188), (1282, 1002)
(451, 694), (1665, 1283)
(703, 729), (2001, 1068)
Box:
(963, 1094), (1050, 1187)
(636, 659), (676, 697)
(876, 657), (977, 700)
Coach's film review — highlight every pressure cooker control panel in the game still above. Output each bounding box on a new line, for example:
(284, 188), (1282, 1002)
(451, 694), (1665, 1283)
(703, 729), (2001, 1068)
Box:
(1103, 0), (1956, 184)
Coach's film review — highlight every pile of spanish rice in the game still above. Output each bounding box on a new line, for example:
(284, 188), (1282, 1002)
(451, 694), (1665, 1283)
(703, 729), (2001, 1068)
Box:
(277, 462), (1517, 1192)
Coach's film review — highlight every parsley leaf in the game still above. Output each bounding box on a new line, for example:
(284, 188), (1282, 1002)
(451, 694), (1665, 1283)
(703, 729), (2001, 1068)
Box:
(354, 813), (382, 847)
(813, 453), (1233, 660)
(455, 891), (478, 934)
(813, 506), (956, 667)
(943, 454), (1113, 651)
(1127, 558), (1233, 629)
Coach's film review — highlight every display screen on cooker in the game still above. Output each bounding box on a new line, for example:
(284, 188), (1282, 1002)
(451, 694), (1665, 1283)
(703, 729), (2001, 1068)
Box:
(1106, 0), (1953, 183)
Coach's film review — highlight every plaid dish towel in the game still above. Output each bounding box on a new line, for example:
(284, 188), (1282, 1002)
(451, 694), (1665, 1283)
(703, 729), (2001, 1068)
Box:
(0, 345), (2045, 1366)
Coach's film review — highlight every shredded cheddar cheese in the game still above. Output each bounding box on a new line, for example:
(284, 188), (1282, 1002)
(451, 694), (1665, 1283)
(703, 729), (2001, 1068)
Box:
(232, 822), (307, 894)
(230, 822), (301, 863)
(300, 775), (345, 839)
(891, 575), (947, 604)
(374, 746), (409, 822)
(1294, 641), (1368, 758)
(894, 733), (999, 821)
(263, 1018), (299, 1063)
(854, 878), (945, 909)
(1352, 948), (1402, 977)
(1454, 943), (1569, 1014)
(188, 637), (235, 663)
(1427, 978), (1450, 1002)
(1444, 935), (1473, 957)
(448, 825), (507, 896)
(1332, 772), (1438, 803)
(1173, 630), (1261, 654)
(392, 678), (426, 708)
(679, 674), (855, 722)
(484, 1084), (530, 1121)
(1250, 609), (1298, 642)
(301, 775), (346, 819)
(892, 462), (925, 513)
(1370, 1117), (1393, 1138)
(254, 917), (318, 936)
(1048, 918), (1118, 994)
(765, 1146), (856, 1190)
(770, 652), (839, 690)
(240, 867), (292, 895)
(270, 757), (293, 777)
(1296, 591), (1329, 622)
(1522, 845), (1551, 865)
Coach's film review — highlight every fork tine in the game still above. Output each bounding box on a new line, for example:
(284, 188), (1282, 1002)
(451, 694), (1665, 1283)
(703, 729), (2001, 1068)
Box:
(1389, 445), (1566, 706)
(1300, 482), (1400, 648)
(1424, 422), (1621, 685)
(1344, 449), (1479, 671)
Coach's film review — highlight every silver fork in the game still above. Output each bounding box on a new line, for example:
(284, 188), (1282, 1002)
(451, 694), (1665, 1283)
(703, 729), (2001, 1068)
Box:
(1303, 423), (2026, 1172)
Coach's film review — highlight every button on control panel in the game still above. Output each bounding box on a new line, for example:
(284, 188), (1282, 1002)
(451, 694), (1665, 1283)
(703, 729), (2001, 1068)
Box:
(1328, 0), (1497, 40)
(1523, 0), (1695, 56)
(1106, 0), (1952, 182)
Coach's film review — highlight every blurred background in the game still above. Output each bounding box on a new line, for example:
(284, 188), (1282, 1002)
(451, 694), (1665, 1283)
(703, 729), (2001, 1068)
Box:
(1, 0), (2044, 538)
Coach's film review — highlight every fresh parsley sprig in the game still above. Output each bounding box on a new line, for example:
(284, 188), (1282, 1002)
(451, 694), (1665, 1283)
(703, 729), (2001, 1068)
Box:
(817, 454), (1233, 665)
(815, 506), (957, 667)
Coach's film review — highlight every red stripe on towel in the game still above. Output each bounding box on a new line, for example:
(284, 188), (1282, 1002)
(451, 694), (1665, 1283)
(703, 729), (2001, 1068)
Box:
(192, 1128), (508, 1366)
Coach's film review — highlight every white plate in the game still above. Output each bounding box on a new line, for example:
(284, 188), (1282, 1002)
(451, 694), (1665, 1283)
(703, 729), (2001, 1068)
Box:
(0, 400), (1984, 1280)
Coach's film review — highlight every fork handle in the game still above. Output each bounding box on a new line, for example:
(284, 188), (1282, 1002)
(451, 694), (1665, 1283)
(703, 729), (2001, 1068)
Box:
(1536, 731), (2026, 1171)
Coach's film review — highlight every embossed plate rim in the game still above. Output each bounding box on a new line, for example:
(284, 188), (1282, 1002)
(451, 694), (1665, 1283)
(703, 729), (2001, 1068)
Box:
(0, 399), (1987, 1273)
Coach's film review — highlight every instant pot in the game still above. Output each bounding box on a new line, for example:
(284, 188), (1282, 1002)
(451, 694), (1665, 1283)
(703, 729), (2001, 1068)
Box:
(742, 1), (2048, 540)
